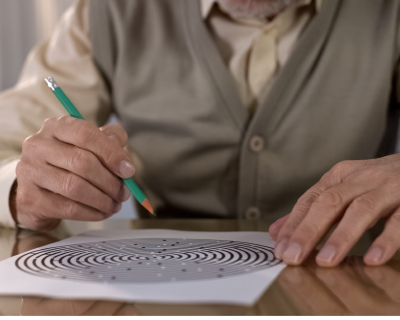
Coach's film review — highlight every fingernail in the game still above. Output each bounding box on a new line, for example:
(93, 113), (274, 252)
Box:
(275, 239), (289, 259)
(112, 202), (122, 213)
(365, 247), (383, 264)
(119, 160), (135, 178)
(317, 245), (336, 265)
(122, 185), (131, 201)
(282, 243), (302, 264)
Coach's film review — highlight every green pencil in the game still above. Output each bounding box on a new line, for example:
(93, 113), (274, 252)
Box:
(45, 76), (154, 215)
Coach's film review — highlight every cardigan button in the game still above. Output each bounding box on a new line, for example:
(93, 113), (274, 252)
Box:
(245, 207), (261, 220)
(250, 136), (264, 153)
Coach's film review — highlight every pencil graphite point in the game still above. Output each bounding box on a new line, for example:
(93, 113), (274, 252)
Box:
(142, 199), (154, 215)
(45, 76), (154, 219)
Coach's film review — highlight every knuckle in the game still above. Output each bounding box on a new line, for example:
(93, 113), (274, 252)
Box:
(283, 222), (298, 235)
(16, 162), (26, 178)
(22, 135), (40, 153)
(332, 160), (353, 173)
(111, 125), (128, 146)
(69, 148), (93, 172)
(349, 197), (376, 216)
(45, 116), (57, 124)
(63, 199), (79, 219)
(289, 215), (303, 228)
(102, 144), (122, 167)
(315, 191), (343, 209)
(102, 198), (115, 213)
(280, 216), (303, 235)
(295, 192), (319, 211)
(30, 213), (48, 228)
(109, 176), (123, 198)
(293, 224), (319, 243)
(55, 116), (76, 127)
(16, 184), (29, 206)
(120, 128), (128, 146)
(62, 174), (81, 197)
(79, 123), (98, 143)
(72, 120), (96, 145)
(43, 117), (52, 124)
(41, 117), (56, 130)
(57, 115), (70, 122)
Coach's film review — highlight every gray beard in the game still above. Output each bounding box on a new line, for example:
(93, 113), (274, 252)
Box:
(216, 0), (300, 20)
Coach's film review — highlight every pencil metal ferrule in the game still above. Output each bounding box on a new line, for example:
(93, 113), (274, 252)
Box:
(44, 76), (59, 91)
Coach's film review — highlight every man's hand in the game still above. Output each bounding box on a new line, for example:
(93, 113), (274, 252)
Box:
(269, 155), (400, 267)
(13, 116), (134, 231)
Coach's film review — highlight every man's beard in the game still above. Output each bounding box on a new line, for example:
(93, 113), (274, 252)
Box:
(216, 0), (300, 20)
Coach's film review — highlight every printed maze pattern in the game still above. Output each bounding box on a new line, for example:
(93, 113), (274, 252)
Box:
(15, 238), (281, 283)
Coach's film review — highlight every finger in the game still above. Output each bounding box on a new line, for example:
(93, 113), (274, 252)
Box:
(99, 124), (128, 148)
(316, 187), (400, 267)
(269, 214), (289, 241)
(364, 265), (400, 303)
(274, 161), (357, 258)
(17, 185), (112, 229)
(364, 209), (400, 266)
(274, 183), (327, 258)
(39, 187), (114, 221)
(283, 176), (382, 265)
(44, 117), (135, 178)
(278, 267), (348, 315)
(41, 138), (130, 203)
(282, 180), (376, 265)
(29, 162), (122, 215)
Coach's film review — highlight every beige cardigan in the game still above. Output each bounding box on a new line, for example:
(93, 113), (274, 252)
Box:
(1, 0), (400, 228)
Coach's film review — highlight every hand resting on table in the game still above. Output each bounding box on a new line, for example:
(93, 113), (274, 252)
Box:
(270, 155), (400, 267)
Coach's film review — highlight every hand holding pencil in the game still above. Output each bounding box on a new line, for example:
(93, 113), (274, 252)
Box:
(44, 77), (154, 215)
(11, 77), (153, 231)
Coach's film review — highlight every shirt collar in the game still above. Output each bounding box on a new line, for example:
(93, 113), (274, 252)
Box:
(200, 0), (323, 20)
(201, 0), (215, 19)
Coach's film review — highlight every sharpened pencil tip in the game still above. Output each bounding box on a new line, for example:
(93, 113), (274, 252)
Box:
(142, 198), (155, 215)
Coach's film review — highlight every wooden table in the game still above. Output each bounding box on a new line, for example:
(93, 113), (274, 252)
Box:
(0, 219), (399, 316)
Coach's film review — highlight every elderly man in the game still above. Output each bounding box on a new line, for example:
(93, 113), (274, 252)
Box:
(0, 0), (399, 268)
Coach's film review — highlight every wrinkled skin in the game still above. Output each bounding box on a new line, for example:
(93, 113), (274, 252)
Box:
(13, 116), (134, 231)
(270, 155), (400, 267)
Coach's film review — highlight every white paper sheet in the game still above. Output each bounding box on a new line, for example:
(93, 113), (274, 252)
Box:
(0, 229), (285, 306)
